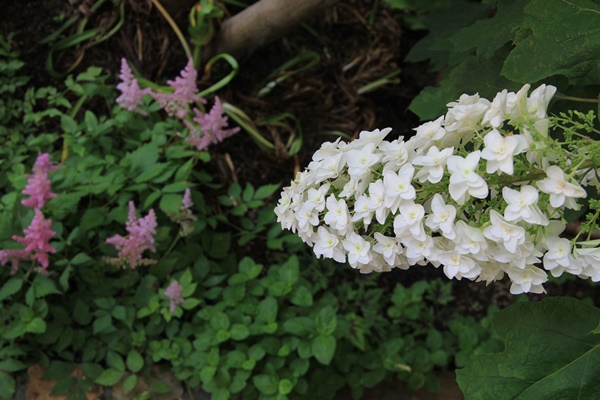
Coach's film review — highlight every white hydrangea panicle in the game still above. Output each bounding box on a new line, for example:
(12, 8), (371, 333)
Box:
(481, 89), (507, 128)
(323, 195), (351, 233)
(346, 143), (380, 177)
(366, 180), (389, 224)
(502, 185), (549, 225)
(313, 226), (345, 263)
(438, 251), (481, 280)
(342, 231), (372, 267)
(444, 94), (490, 134)
(379, 139), (409, 172)
(527, 84), (557, 119)
(453, 221), (489, 261)
(507, 84), (531, 123)
(351, 194), (374, 227)
(543, 237), (581, 277)
(483, 210), (526, 253)
(537, 166), (587, 209)
(425, 194), (457, 240)
(480, 129), (525, 175)
(580, 168), (600, 190)
(574, 243), (600, 281)
(506, 265), (547, 294)
(447, 151), (488, 204)
(408, 116), (446, 152)
(393, 202), (426, 241)
(275, 83), (600, 293)
(402, 235), (434, 264)
(412, 146), (453, 183)
(477, 261), (505, 285)
(383, 164), (416, 212)
(373, 233), (403, 267)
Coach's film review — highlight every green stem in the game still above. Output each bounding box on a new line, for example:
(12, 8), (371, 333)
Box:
(160, 234), (182, 262)
(151, 0), (193, 59)
(554, 94), (599, 104)
(62, 95), (88, 162)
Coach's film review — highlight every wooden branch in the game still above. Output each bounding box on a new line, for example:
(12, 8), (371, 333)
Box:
(207, 0), (338, 62)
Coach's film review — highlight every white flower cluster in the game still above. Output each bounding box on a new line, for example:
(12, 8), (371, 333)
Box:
(275, 84), (600, 294)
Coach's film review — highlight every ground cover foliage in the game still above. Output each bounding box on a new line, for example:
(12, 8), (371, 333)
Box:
(1, 0), (600, 399)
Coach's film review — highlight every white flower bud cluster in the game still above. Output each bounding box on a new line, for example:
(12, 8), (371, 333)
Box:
(275, 84), (600, 294)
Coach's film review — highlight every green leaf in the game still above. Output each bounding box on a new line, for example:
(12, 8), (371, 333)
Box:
(134, 163), (169, 183)
(32, 274), (61, 297)
(279, 379), (294, 395)
(162, 181), (189, 193)
(501, 0), (600, 84)
(257, 297), (278, 323)
(0, 371), (16, 400)
(279, 256), (299, 285)
(311, 335), (336, 365)
(93, 314), (112, 335)
(174, 159), (194, 182)
(144, 191), (162, 209)
(0, 277), (22, 301)
(242, 184), (255, 202)
(159, 194), (183, 214)
(112, 305), (127, 321)
(457, 297), (600, 400)
(230, 324), (250, 341)
(125, 142), (160, 175)
(126, 350), (144, 373)
(107, 351), (125, 372)
(25, 317), (46, 334)
(151, 380), (172, 393)
(95, 368), (125, 386)
(449, 0), (527, 60)
(408, 55), (516, 121)
(239, 257), (262, 279)
(315, 306), (337, 336)
(179, 268), (193, 287)
(290, 285), (313, 307)
(211, 312), (231, 331)
(122, 374), (138, 393)
(60, 114), (78, 134)
(283, 317), (314, 336)
(253, 374), (278, 395)
(70, 252), (92, 265)
(0, 359), (27, 373)
(254, 183), (280, 200)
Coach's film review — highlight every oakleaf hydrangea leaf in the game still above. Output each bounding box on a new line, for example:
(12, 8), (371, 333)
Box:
(449, 0), (528, 60)
(502, 0), (600, 84)
(409, 55), (516, 120)
(457, 297), (600, 399)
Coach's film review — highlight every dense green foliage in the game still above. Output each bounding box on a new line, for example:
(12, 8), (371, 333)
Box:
(0, 38), (500, 400)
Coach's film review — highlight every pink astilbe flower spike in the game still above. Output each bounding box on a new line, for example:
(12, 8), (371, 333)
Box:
(116, 58), (151, 115)
(179, 188), (197, 236)
(106, 201), (157, 269)
(153, 59), (205, 118)
(21, 153), (59, 209)
(0, 249), (27, 275)
(166, 188), (197, 236)
(164, 280), (184, 313)
(10, 209), (57, 273)
(185, 96), (240, 151)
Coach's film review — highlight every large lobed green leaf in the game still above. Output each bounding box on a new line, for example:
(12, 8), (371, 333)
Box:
(409, 0), (600, 120)
(502, 0), (600, 84)
(457, 297), (600, 399)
